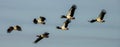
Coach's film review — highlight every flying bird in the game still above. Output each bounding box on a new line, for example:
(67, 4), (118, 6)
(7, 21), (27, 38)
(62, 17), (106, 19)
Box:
(89, 9), (106, 23)
(34, 32), (49, 43)
(56, 19), (71, 30)
(61, 4), (77, 20)
(33, 16), (46, 24)
(7, 25), (22, 33)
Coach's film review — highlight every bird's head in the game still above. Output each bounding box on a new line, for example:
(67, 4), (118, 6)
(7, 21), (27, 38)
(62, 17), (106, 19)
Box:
(61, 15), (66, 18)
(56, 26), (61, 29)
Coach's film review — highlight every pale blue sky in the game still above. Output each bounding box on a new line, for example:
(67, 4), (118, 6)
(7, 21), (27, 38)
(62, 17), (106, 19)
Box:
(0, 0), (120, 47)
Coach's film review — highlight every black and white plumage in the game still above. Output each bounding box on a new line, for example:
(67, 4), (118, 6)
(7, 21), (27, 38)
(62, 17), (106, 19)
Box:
(56, 19), (71, 30)
(33, 16), (46, 24)
(7, 25), (22, 33)
(89, 9), (106, 23)
(61, 4), (77, 20)
(34, 32), (49, 43)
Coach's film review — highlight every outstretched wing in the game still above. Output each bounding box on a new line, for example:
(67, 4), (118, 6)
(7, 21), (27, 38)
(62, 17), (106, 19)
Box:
(43, 32), (49, 38)
(89, 19), (97, 23)
(66, 4), (77, 17)
(34, 37), (43, 43)
(97, 9), (106, 20)
(16, 25), (22, 31)
(40, 16), (46, 21)
(33, 18), (38, 24)
(7, 26), (14, 33)
(64, 19), (71, 28)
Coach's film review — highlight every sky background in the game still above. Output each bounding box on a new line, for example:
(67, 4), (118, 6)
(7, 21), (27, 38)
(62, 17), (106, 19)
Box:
(0, 0), (120, 47)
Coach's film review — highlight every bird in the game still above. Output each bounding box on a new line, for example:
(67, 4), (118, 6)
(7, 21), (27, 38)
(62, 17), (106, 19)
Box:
(34, 32), (49, 43)
(33, 16), (46, 24)
(7, 25), (22, 33)
(88, 9), (106, 23)
(56, 19), (71, 30)
(61, 4), (77, 20)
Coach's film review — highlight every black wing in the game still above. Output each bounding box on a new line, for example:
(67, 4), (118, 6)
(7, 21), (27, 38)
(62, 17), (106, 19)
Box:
(67, 4), (77, 17)
(98, 9), (106, 20)
(89, 19), (97, 23)
(40, 16), (46, 21)
(64, 19), (71, 28)
(16, 25), (22, 31)
(34, 37), (43, 43)
(43, 32), (49, 38)
(33, 18), (38, 24)
(7, 26), (14, 33)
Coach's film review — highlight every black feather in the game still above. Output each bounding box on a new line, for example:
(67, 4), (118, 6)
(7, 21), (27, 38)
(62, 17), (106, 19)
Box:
(99, 9), (106, 20)
(16, 25), (22, 31)
(33, 18), (38, 24)
(56, 26), (61, 29)
(40, 16), (46, 21)
(43, 32), (49, 38)
(70, 4), (77, 17)
(64, 19), (71, 27)
(34, 36), (43, 43)
(89, 19), (97, 23)
(61, 15), (66, 18)
(7, 26), (14, 33)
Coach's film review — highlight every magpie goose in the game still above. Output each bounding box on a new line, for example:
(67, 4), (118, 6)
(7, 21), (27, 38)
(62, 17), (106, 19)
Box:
(56, 19), (71, 30)
(33, 16), (46, 24)
(34, 32), (49, 43)
(7, 25), (22, 33)
(61, 4), (77, 20)
(89, 9), (106, 23)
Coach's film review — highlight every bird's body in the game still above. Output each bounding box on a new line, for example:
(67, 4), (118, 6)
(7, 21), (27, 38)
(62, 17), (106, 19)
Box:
(34, 32), (49, 43)
(33, 16), (46, 24)
(96, 17), (103, 22)
(7, 25), (22, 33)
(89, 9), (106, 23)
(13, 26), (17, 30)
(37, 18), (44, 24)
(56, 19), (71, 30)
(61, 25), (68, 30)
(61, 4), (77, 20)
